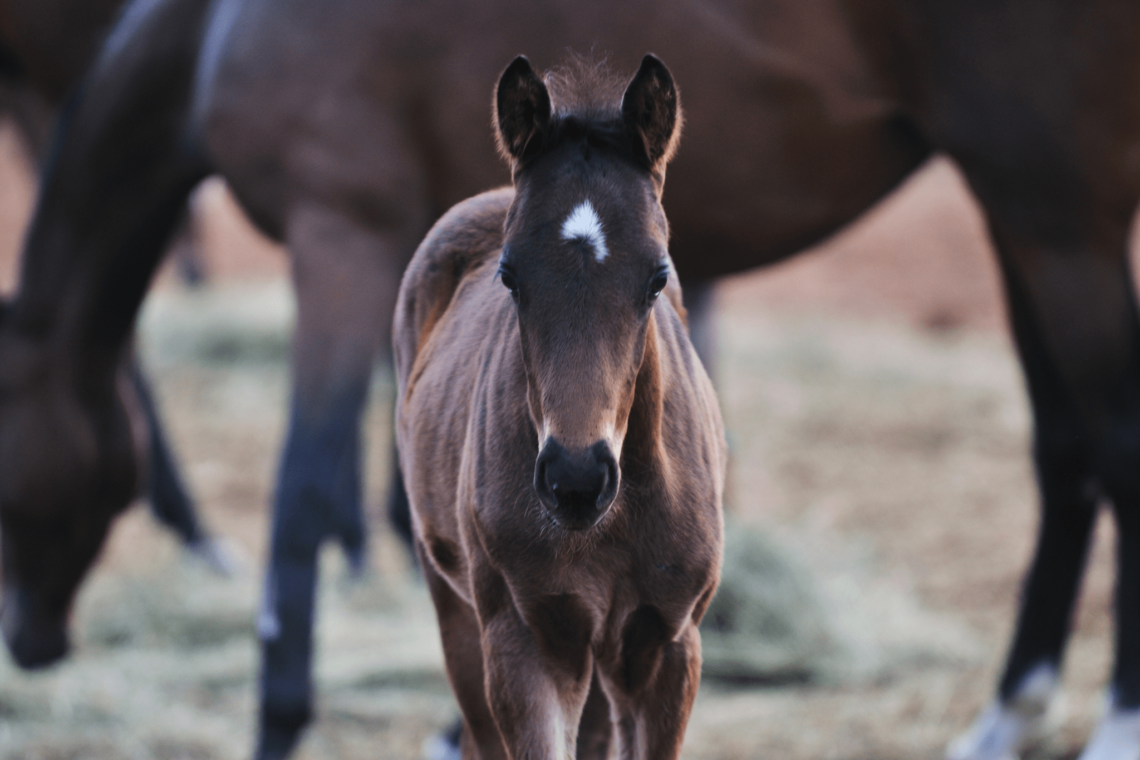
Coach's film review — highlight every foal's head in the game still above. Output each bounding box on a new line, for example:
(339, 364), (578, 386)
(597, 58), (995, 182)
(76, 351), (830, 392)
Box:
(494, 54), (681, 531)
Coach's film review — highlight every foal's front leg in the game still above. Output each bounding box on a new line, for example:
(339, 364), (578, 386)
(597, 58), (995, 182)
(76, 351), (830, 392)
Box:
(475, 572), (596, 759)
(597, 617), (702, 760)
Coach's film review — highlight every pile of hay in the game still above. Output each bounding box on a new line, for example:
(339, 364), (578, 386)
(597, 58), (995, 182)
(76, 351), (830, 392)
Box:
(700, 522), (840, 685)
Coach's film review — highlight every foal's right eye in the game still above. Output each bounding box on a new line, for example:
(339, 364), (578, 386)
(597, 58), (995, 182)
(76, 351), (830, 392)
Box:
(498, 266), (520, 302)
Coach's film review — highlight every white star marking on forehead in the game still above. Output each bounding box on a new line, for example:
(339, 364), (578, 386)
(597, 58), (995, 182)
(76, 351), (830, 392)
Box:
(561, 200), (609, 262)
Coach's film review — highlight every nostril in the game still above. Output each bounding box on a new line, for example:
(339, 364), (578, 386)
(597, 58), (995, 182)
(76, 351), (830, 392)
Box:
(594, 466), (609, 506)
(533, 442), (561, 507)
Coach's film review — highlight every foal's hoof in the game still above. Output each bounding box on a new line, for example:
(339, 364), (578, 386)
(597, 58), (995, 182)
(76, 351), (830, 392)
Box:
(422, 718), (463, 760)
(1077, 701), (1140, 760)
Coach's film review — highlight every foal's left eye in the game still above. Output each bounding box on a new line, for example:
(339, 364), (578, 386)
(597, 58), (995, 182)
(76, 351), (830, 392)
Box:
(646, 266), (669, 305)
(498, 265), (520, 302)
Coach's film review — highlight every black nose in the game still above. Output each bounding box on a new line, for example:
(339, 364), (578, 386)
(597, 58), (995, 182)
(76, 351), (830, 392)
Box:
(534, 438), (619, 529)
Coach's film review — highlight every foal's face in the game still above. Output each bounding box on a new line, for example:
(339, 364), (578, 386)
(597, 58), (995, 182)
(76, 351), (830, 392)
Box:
(493, 54), (681, 531)
(500, 145), (670, 529)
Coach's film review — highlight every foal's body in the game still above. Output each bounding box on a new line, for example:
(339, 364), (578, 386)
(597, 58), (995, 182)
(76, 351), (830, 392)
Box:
(396, 58), (725, 757)
(398, 190), (722, 757)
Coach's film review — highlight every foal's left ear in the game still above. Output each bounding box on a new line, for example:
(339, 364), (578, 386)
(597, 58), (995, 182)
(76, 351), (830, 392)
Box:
(621, 54), (682, 171)
(495, 55), (552, 165)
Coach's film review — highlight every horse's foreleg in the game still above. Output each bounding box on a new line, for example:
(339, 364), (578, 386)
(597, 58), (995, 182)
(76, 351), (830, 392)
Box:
(386, 447), (415, 554)
(575, 671), (613, 760)
(474, 569), (595, 760)
(256, 205), (404, 759)
(947, 191), (1140, 759)
(129, 357), (240, 572)
(597, 621), (701, 760)
(419, 546), (505, 760)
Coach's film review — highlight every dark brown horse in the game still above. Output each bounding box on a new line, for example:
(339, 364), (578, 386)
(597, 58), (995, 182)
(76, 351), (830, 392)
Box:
(396, 55), (724, 759)
(3, 1), (1140, 757)
(0, 0), (226, 585)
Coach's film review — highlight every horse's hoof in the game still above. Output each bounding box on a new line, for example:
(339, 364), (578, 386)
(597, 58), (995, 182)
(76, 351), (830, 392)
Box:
(422, 718), (463, 760)
(947, 666), (1056, 760)
(1077, 700), (1140, 760)
(946, 702), (1029, 760)
(186, 536), (245, 577)
(256, 704), (310, 760)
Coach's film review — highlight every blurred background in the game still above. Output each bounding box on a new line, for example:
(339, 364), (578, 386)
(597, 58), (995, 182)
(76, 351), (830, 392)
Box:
(0, 93), (1135, 759)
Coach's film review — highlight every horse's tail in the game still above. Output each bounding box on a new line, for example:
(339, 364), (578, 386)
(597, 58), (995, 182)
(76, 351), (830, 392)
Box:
(12, 0), (214, 350)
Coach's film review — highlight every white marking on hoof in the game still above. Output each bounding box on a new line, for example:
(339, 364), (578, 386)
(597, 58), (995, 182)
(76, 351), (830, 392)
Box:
(257, 574), (281, 641)
(1077, 698), (1140, 760)
(186, 536), (246, 577)
(422, 733), (462, 760)
(947, 664), (1058, 760)
(561, 200), (609, 262)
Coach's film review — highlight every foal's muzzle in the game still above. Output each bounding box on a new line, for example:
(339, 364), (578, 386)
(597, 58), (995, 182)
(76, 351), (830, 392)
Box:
(534, 438), (619, 530)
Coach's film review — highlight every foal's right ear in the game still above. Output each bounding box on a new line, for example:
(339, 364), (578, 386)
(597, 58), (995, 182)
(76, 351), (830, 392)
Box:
(621, 54), (681, 172)
(494, 56), (552, 166)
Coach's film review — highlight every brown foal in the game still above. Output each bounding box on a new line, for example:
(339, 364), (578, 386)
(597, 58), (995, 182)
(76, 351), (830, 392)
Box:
(395, 56), (725, 759)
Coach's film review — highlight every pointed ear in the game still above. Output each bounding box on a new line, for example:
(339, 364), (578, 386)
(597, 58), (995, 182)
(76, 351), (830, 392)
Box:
(494, 55), (552, 165)
(621, 54), (682, 171)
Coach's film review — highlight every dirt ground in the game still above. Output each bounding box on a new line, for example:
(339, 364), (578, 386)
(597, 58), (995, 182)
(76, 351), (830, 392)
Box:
(0, 121), (1134, 759)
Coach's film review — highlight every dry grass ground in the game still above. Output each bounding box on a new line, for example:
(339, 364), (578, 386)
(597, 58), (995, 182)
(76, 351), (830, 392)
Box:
(0, 124), (1133, 758)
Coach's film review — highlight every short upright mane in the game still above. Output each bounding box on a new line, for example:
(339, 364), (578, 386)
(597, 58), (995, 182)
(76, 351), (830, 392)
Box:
(543, 56), (627, 122)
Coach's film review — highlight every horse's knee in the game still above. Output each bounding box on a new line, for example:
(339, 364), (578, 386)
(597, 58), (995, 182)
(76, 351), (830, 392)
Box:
(1032, 415), (1098, 507)
(273, 391), (368, 560)
(1091, 415), (1140, 518)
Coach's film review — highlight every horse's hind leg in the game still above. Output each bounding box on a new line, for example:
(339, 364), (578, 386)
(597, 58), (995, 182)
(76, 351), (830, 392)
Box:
(946, 173), (1140, 759)
(255, 203), (410, 758)
(129, 356), (238, 574)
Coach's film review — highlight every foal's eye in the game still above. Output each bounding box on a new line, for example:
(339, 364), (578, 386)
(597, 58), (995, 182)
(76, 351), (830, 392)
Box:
(646, 266), (669, 305)
(498, 265), (520, 302)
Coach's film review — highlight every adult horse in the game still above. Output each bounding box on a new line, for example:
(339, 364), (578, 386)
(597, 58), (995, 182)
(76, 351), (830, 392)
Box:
(0, 0), (225, 573)
(397, 55), (725, 758)
(2, 1), (1139, 758)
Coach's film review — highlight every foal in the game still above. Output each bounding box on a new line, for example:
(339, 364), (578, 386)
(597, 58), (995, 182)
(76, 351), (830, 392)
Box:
(395, 55), (725, 758)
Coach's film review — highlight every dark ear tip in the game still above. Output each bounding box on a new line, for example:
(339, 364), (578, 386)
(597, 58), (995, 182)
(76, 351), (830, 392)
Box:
(502, 55), (535, 81)
(637, 54), (672, 82)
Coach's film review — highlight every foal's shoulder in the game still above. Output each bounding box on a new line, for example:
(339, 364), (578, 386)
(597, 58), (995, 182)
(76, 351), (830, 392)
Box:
(394, 188), (513, 376)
